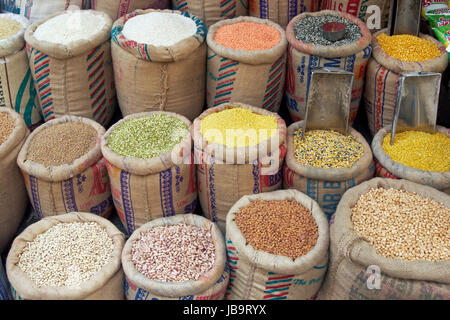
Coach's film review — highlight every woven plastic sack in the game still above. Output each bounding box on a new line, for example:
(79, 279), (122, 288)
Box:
(17, 115), (113, 219)
(225, 189), (329, 300)
(122, 214), (229, 300)
(91, 0), (169, 20)
(101, 111), (198, 235)
(19, 0), (84, 22)
(283, 121), (374, 220)
(317, 178), (450, 300)
(6, 212), (125, 300)
(206, 16), (288, 113)
(0, 0), (20, 14)
(0, 258), (11, 300)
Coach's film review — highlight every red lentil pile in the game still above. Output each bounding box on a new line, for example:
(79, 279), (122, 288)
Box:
(0, 112), (15, 146)
(235, 200), (318, 259)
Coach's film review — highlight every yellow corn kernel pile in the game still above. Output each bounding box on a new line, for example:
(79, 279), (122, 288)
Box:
(0, 17), (21, 40)
(382, 131), (450, 173)
(376, 34), (441, 62)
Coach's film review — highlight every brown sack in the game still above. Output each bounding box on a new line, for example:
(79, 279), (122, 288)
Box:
(24, 10), (116, 127)
(91, 0), (170, 20)
(0, 108), (29, 254)
(206, 16), (288, 113)
(225, 189), (329, 300)
(111, 9), (206, 122)
(122, 214), (229, 300)
(101, 111), (198, 235)
(283, 121), (374, 220)
(317, 178), (450, 300)
(6, 212), (125, 300)
(17, 115), (113, 219)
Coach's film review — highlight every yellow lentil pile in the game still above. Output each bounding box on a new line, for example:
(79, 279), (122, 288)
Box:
(351, 187), (450, 262)
(201, 108), (278, 147)
(0, 17), (21, 40)
(382, 131), (450, 172)
(0, 113), (15, 146)
(376, 34), (441, 62)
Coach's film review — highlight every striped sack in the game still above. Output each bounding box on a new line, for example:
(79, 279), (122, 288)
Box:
(101, 112), (198, 235)
(18, 0), (84, 23)
(91, 0), (170, 21)
(225, 189), (329, 300)
(285, 10), (372, 123)
(0, 258), (11, 300)
(16, 116), (114, 219)
(206, 16), (287, 113)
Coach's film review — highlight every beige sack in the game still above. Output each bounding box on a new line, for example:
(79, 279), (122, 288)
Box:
(225, 189), (329, 300)
(101, 111), (198, 235)
(285, 10), (372, 123)
(6, 212), (125, 300)
(91, 0), (170, 20)
(122, 214), (229, 300)
(24, 10), (116, 127)
(18, 0), (84, 23)
(111, 9), (206, 122)
(17, 115), (113, 219)
(317, 178), (450, 300)
(0, 108), (29, 254)
(206, 16), (287, 112)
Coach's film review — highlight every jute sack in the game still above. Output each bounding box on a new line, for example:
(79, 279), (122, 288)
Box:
(6, 212), (125, 300)
(17, 115), (113, 219)
(91, 0), (170, 20)
(285, 10), (372, 123)
(206, 17), (287, 113)
(371, 126), (450, 194)
(0, 258), (11, 300)
(101, 111), (198, 235)
(364, 29), (448, 136)
(172, 0), (248, 28)
(225, 189), (329, 300)
(317, 178), (450, 300)
(24, 10), (116, 127)
(194, 103), (287, 233)
(0, 108), (29, 254)
(283, 121), (375, 220)
(19, 0), (84, 22)
(111, 9), (207, 122)
(122, 214), (229, 300)
(0, 13), (42, 129)
(249, 0), (320, 29)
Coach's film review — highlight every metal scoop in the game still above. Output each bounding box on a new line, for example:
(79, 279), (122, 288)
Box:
(388, 0), (421, 36)
(390, 72), (441, 145)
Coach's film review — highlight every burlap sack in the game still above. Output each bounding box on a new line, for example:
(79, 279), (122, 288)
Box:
(283, 121), (374, 220)
(317, 178), (450, 300)
(225, 189), (329, 300)
(0, 258), (11, 300)
(371, 126), (450, 194)
(206, 16), (287, 112)
(194, 103), (287, 233)
(19, 0), (84, 22)
(91, 0), (169, 20)
(24, 10), (116, 127)
(111, 9), (206, 122)
(17, 115), (113, 219)
(6, 212), (125, 300)
(0, 108), (29, 254)
(122, 214), (228, 300)
(101, 111), (198, 235)
(285, 10), (372, 123)
(364, 29), (448, 136)
(172, 0), (249, 27)
(249, 0), (320, 29)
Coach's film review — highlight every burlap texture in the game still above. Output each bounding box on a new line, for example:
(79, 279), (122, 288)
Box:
(6, 212), (125, 300)
(91, 0), (170, 20)
(0, 257), (11, 300)
(317, 178), (450, 300)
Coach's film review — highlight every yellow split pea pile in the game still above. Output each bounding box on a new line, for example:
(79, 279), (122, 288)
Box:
(376, 34), (441, 62)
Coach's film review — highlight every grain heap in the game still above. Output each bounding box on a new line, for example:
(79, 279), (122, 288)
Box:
(0, 113), (15, 146)
(0, 17), (21, 40)
(376, 34), (441, 62)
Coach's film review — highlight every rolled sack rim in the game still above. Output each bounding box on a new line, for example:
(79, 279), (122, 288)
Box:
(101, 111), (193, 176)
(111, 9), (207, 63)
(285, 121), (374, 182)
(121, 214), (227, 298)
(206, 16), (288, 65)
(0, 13), (30, 57)
(372, 126), (450, 190)
(24, 10), (113, 60)
(286, 10), (372, 58)
(16, 115), (106, 182)
(225, 189), (330, 275)
(333, 177), (450, 284)
(371, 29), (449, 74)
(6, 212), (125, 300)
(0, 108), (29, 160)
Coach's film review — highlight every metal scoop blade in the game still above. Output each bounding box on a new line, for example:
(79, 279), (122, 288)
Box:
(388, 0), (421, 36)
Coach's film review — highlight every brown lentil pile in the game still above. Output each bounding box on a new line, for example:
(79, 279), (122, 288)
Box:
(131, 224), (216, 282)
(18, 222), (114, 287)
(235, 200), (318, 259)
(351, 188), (450, 262)
(26, 122), (97, 166)
(0, 112), (15, 146)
